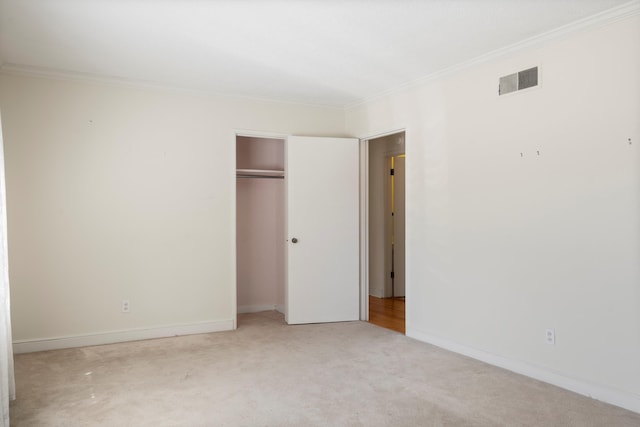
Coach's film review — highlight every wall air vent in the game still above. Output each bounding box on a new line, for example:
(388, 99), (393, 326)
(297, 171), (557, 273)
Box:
(499, 67), (538, 95)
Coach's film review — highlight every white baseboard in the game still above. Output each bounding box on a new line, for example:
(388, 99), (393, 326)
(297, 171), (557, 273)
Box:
(406, 328), (640, 414)
(13, 319), (235, 354)
(275, 304), (285, 314)
(369, 289), (384, 298)
(237, 304), (277, 314)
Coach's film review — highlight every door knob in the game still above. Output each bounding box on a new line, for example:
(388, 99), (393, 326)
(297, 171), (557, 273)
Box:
(291, 238), (298, 243)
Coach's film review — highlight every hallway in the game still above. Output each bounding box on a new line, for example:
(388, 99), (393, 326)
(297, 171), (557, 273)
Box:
(368, 295), (405, 334)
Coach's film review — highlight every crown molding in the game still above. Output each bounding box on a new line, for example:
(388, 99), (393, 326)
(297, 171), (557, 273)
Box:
(345, 0), (640, 110)
(0, 63), (345, 110)
(1, 1), (637, 111)
(0, 62), (195, 94)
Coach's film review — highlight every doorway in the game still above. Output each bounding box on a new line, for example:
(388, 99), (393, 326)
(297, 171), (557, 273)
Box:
(235, 135), (286, 316)
(234, 133), (360, 326)
(366, 132), (406, 333)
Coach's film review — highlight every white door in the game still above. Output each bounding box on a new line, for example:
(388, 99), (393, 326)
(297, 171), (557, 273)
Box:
(286, 136), (360, 324)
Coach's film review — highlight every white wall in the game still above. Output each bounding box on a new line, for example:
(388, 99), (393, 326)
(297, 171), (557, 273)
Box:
(347, 16), (640, 412)
(0, 73), (345, 346)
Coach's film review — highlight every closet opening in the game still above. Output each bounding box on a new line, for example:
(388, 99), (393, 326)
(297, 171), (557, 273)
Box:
(367, 131), (405, 334)
(235, 135), (286, 318)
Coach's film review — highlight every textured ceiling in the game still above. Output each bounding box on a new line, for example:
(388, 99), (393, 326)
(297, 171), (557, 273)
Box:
(0, 0), (634, 106)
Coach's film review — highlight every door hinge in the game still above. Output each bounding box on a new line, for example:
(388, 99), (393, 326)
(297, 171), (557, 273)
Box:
(390, 271), (395, 279)
(390, 168), (395, 176)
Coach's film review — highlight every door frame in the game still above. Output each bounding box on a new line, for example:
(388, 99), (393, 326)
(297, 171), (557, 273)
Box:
(359, 128), (407, 321)
(232, 129), (289, 329)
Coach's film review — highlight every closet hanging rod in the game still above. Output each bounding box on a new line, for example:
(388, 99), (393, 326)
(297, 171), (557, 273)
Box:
(236, 175), (285, 179)
(236, 168), (284, 179)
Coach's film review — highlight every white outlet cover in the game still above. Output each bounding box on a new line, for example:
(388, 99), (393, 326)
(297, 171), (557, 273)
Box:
(545, 328), (555, 345)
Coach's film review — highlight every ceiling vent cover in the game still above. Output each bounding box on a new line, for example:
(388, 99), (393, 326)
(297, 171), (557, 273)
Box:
(499, 67), (538, 95)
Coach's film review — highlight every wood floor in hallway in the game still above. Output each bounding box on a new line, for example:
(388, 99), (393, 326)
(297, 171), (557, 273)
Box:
(368, 295), (405, 334)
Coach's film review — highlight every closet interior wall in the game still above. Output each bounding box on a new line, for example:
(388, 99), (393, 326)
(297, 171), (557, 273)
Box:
(236, 136), (285, 314)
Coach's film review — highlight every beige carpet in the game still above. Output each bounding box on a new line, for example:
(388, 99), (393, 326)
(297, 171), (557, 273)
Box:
(9, 311), (640, 426)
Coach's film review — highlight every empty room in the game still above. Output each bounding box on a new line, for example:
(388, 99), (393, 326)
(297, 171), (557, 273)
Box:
(0, 0), (639, 426)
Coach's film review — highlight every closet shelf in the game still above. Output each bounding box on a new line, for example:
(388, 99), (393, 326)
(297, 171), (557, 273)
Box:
(236, 168), (285, 178)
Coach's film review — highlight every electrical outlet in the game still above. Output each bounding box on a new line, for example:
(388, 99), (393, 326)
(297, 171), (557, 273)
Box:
(545, 328), (555, 345)
(122, 300), (130, 313)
